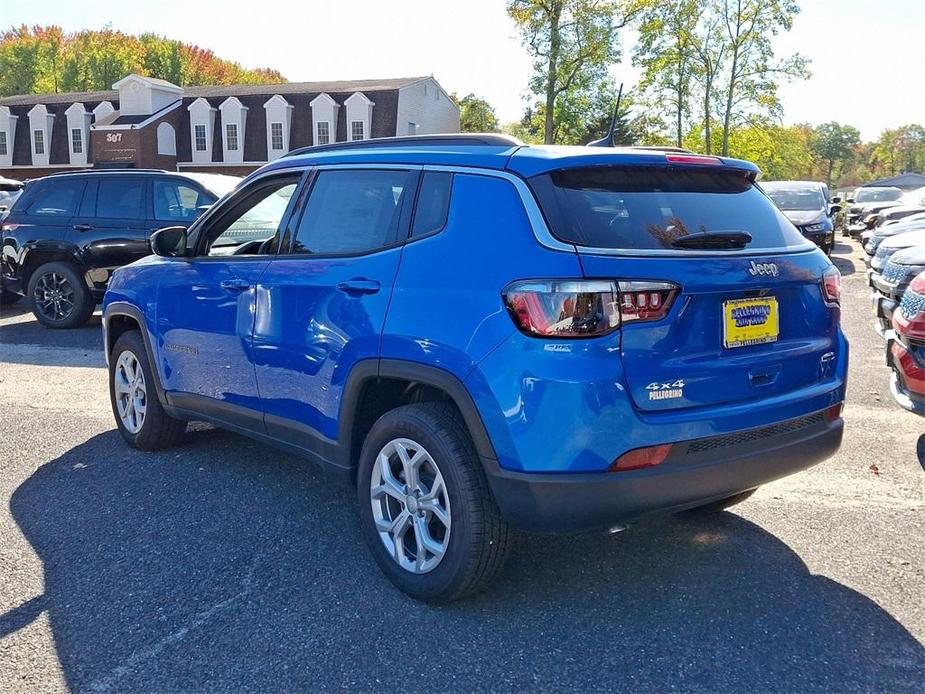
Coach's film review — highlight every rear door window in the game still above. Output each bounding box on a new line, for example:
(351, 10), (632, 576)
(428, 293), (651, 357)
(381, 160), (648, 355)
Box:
(25, 180), (85, 216)
(95, 178), (145, 219)
(411, 172), (452, 237)
(529, 167), (810, 251)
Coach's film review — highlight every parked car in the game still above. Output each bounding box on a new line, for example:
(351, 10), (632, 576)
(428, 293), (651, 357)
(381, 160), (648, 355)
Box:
(869, 237), (925, 338)
(861, 217), (925, 257)
(101, 135), (847, 602)
(849, 201), (906, 238)
(761, 181), (838, 254)
(0, 170), (240, 326)
(0, 176), (22, 226)
(871, 204), (925, 228)
(887, 268), (925, 415)
(845, 187), (903, 235)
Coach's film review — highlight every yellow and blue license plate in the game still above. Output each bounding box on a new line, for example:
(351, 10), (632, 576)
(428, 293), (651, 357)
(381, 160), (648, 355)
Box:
(723, 297), (779, 349)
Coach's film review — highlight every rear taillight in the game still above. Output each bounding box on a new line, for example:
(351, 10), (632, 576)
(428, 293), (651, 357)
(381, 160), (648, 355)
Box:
(822, 267), (841, 306)
(825, 402), (844, 422)
(609, 444), (674, 472)
(503, 280), (678, 338)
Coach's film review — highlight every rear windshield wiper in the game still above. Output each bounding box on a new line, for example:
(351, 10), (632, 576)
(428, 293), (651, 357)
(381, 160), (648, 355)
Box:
(670, 230), (753, 250)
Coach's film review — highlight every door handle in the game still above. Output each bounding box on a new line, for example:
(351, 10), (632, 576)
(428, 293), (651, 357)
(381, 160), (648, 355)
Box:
(336, 278), (381, 296)
(73, 224), (94, 232)
(220, 278), (252, 292)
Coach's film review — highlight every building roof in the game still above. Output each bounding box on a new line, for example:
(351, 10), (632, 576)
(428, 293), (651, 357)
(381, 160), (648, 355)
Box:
(0, 76), (431, 107)
(862, 172), (925, 190)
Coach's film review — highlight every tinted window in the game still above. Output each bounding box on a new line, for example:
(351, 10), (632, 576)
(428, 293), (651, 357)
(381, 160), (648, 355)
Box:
(206, 177), (298, 256)
(292, 169), (414, 255)
(411, 172), (452, 237)
(96, 178), (145, 219)
(153, 180), (214, 221)
(530, 167), (809, 251)
(27, 180), (84, 216)
(855, 187), (902, 203)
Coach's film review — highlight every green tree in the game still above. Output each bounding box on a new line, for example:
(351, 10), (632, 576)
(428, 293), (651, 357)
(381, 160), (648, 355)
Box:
(452, 93), (500, 132)
(811, 122), (861, 188)
(716, 0), (809, 156)
(633, 0), (701, 147)
(507, 0), (644, 144)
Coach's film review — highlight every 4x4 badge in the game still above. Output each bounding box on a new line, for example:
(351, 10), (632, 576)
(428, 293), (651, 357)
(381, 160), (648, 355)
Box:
(748, 261), (779, 277)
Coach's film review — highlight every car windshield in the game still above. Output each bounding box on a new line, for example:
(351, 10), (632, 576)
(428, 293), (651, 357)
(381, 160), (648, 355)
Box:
(182, 173), (242, 200)
(529, 166), (809, 251)
(765, 188), (825, 211)
(855, 187), (902, 202)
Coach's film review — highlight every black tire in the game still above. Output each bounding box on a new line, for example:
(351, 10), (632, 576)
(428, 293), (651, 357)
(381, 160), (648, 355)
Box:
(0, 289), (22, 305)
(357, 402), (511, 603)
(681, 488), (758, 515)
(27, 261), (95, 328)
(109, 330), (186, 450)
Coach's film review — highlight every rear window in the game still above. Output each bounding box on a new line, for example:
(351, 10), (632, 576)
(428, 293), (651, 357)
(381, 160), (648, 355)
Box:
(529, 167), (809, 251)
(855, 187), (902, 203)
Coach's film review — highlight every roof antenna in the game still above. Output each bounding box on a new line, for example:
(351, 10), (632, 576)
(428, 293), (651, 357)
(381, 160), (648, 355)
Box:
(587, 83), (623, 148)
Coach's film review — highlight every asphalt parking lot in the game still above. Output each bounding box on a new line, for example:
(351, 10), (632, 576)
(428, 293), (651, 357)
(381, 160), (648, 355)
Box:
(0, 239), (922, 693)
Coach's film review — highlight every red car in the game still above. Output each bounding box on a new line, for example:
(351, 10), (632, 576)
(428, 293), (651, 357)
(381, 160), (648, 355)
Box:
(889, 269), (925, 414)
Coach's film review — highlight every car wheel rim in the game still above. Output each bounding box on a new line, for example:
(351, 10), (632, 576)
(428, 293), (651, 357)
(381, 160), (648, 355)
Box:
(114, 351), (147, 434)
(370, 437), (451, 574)
(32, 272), (75, 321)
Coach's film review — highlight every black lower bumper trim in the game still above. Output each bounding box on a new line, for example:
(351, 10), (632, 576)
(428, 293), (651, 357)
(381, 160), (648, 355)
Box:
(484, 415), (843, 532)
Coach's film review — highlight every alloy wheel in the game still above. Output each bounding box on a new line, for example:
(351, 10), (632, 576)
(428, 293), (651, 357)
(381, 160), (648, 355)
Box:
(114, 351), (147, 434)
(32, 272), (75, 322)
(370, 437), (451, 574)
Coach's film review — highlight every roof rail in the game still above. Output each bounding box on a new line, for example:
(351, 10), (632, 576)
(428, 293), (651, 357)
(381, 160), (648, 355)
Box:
(283, 133), (524, 159)
(43, 168), (170, 177)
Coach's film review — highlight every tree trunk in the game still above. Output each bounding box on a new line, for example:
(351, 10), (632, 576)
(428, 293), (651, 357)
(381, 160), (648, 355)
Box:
(544, 4), (562, 145)
(827, 159), (834, 188)
(721, 54), (738, 156)
(703, 73), (712, 155)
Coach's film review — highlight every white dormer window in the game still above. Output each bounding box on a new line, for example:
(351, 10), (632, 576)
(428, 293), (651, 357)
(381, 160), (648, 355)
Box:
(0, 105), (17, 167)
(65, 102), (91, 166)
(92, 101), (115, 123)
(263, 95), (293, 160)
(27, 104), (54, 166)
(345, 92), (374, 144)
(310, 93), (339, 147)
(219, 96), (248, 164)
(194, 124), (207, 151)
(187, 97), (217, 164)
(316, 121), (331, 145)
(226, 123), (238, 151)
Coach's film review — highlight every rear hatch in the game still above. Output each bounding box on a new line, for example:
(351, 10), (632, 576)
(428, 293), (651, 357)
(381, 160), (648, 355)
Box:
(524, 156), (840, 412)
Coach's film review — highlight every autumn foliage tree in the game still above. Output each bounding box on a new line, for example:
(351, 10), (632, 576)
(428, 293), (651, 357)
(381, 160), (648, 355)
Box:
(0, 25), (285, 96)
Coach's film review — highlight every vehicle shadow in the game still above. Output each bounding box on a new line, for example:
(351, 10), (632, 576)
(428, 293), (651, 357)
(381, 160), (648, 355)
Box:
(0, 312), (103, 366)
(830, 251), (857, 277)
(6, 428), (923, 692)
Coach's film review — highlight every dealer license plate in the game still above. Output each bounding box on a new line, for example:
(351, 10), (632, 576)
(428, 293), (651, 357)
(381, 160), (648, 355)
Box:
(723, 297), (779, 349)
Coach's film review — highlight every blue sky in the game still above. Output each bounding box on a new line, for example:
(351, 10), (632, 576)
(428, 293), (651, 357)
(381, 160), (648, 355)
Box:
(5, 0), (923, 140)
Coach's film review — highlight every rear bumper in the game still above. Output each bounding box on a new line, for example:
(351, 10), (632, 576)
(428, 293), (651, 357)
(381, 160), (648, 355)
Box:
(485, 412), (843, 532)
(886, 336), (925, 415)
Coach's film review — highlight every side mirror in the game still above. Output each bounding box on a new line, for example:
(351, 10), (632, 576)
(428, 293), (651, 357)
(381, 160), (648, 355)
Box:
(150, 226), (188, 257)
(829, 204), (842, 216)
(831, 196), (842, 204)
(847, 198), (855, 204)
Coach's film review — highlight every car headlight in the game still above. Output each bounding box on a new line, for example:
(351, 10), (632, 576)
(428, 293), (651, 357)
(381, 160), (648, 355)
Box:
(803, 223), (825, 232)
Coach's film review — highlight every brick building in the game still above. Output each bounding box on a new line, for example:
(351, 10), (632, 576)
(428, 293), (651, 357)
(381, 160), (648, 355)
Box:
(0, 74), (460, 178)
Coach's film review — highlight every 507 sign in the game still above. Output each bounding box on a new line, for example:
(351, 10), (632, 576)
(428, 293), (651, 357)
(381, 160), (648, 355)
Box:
(105, 133), (123, 143)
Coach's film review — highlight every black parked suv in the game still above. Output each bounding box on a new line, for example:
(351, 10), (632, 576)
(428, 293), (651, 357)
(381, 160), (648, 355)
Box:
(0, 170), (239, 327)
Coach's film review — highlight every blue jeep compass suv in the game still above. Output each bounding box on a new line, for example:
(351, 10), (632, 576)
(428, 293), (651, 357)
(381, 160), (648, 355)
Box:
(102, 135), (848, 602)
